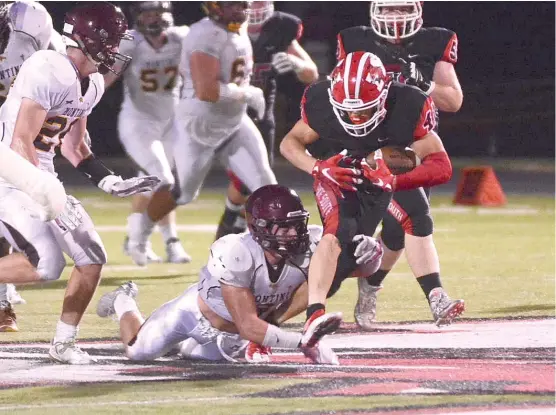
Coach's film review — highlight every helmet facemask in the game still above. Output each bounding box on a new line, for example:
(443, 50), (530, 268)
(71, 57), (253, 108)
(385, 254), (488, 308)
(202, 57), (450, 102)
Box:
(134, 2), (174, 37)
(247, 1), (274, 27)
(370, 1), (423, 41)
(251, 212), (310, 259)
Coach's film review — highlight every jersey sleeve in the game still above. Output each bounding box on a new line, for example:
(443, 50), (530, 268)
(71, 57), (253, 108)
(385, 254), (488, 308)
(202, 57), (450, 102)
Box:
(426, 27), (458, 65)
(413, 96), (437, 139)
(189, 23), (226, 58)
(206, 235), (255, 289)
(9, 1), (54, 51)
(278, 12), (303, 43)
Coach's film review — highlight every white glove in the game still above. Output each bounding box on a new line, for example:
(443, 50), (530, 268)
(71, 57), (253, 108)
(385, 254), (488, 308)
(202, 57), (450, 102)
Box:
(300, 342), (339, 365)
(352, 234), (383, 265)
(271, 52), (301, 74)
(244, 85), (265, 119)
(53, 196), (83, 233)
(98, 174), (161, 197)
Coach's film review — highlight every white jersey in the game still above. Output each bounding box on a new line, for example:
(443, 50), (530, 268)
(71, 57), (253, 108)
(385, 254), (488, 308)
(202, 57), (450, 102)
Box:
(198, 225), (323, 322)
(119, 26), (189, 121)
(0, 1), (54, 104)
(178, 18), (253, 131)
(0, 50), (104, 176)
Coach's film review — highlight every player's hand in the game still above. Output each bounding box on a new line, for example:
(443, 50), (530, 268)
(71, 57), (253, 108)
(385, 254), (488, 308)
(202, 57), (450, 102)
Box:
(271, 52), (300, 74)
(244, 85), (266, 119)
(359, 150), (395, 192)
(98, 175), (161, 197)
(312, 152), (361, 194)
(352, 234), (383, 266)
(400, 59), (434, 95)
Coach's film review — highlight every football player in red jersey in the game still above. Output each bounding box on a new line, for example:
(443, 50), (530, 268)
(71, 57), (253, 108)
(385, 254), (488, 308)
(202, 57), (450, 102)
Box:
(336, 1), (464, 328)
(280, 51), (462, 336)
(214, 1), (318, 241)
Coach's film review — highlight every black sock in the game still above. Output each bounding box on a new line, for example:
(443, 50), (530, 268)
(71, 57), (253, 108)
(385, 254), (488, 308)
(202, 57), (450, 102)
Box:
(306, 303), (325, 320)
(366, 269), (390, 287)
(417, 272), (442, 300)
(215, 202), (243, 240)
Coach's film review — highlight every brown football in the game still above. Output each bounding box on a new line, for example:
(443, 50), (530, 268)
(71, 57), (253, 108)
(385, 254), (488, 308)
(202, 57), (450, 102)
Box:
(365, 146), (420, 175)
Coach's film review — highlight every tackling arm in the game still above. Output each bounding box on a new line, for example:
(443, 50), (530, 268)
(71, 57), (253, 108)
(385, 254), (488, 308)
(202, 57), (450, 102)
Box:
(221, 283), (302, 349)
(431, 61), (463, 112)
(279, 119), (320, 174)
(286, 40), (319, 84)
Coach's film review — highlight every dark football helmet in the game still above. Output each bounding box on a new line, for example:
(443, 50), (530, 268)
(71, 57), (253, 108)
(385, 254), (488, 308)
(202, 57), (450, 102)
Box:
(63, 2), (133, 75)
(0, 2), (11, 55)
(202, 1), (251, 33)
(246, 184), (310, 258)
(131, 1), (174, 37)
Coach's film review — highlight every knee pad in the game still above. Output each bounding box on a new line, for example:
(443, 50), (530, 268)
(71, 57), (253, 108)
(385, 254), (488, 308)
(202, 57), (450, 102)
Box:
(72, 233), (108, 266)
(380, 216), (406, 251)
(37, 250), (66, 281)
(406, 212), (434, 237)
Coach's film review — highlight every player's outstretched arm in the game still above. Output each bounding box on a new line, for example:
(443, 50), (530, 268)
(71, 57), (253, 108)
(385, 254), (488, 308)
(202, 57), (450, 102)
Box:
(285, 40), (319, 85)
(279, 118), (320, 174)
(61, 118), (160, 197)
(221, 283), (303, 349)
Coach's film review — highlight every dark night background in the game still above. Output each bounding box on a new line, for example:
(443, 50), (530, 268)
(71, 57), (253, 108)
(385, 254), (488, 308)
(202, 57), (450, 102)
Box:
(42, 1), (555, 160)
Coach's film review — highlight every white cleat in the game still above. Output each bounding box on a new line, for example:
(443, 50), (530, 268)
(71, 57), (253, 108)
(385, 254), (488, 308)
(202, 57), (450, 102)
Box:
(301, 341), (339, 365)
(49, 339), (97, 365)
(6, 284), (26, 305)
(165, 238), (192, 264)
(96, 281), (139, 318)
(123, 237), (162, 265)
(429, 287), (465, 327)
(354, 280), (382, 331)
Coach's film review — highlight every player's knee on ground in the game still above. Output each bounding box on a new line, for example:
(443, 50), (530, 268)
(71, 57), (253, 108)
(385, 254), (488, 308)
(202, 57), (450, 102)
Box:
(37, 249), (66, 281)
(125, 328), (168, 361)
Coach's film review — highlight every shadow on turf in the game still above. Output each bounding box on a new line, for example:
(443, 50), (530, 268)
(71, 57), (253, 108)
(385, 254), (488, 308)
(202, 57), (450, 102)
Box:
(487, 304), (555, 313)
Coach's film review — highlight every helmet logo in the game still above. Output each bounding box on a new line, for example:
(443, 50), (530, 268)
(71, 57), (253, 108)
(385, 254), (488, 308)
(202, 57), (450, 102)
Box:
(99, 29), (109, 39)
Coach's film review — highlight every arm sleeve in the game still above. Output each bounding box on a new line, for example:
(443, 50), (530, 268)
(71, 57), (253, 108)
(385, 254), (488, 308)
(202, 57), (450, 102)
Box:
(413, 96), (437, 140)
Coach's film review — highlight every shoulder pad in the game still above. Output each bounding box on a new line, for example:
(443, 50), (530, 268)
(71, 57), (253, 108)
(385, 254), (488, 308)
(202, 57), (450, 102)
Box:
(9, 1), (52, 41)
(167, 25), (190, 41)
(274, 11), (302, 41)
(23, 50), (76, 88)
(208, 234), (254, 276)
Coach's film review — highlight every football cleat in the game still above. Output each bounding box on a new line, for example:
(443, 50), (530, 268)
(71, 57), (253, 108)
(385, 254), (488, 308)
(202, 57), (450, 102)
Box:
(49, 339), (97, 365)
(123, 236), (162, 265)
(301, 310), (343, 349)
(428, 287), (465, 327)
(6, 284), (26, 305)
(0, 300), (18, 332)
(245, 341), (272, 363)
(165, 237), (192, 264)
(300, 341), (339, 365)
(96, 281), (138, 318)
(354, 280), (382, 331)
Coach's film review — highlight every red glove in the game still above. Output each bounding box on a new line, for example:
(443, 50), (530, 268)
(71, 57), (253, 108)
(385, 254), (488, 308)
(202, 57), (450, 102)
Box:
(312, 152), (361, 193)
(360, 149), (395, 192)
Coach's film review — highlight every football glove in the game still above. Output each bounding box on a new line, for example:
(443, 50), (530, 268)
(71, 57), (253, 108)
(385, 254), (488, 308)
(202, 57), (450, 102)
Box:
(352, 234), (383, 266)
(400, 59), (435, 95)
(244, 85), (266, 119)
(271, 52), (302, 75)
(98, 175), (161, 197)
(53, 196), (83, 233)
(312, 152), (361, 196)
(359, 150), (395, 192)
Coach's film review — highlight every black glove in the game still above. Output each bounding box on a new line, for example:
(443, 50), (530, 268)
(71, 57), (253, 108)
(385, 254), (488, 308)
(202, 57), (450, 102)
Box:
(400, 59), (435, 95)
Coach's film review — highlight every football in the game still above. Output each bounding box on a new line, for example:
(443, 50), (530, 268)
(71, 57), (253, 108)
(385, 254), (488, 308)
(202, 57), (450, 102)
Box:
(365, 146), (420, 175)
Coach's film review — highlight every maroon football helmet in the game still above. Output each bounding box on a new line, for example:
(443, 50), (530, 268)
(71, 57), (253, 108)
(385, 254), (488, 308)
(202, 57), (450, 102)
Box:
(63, 2), (133, 75)
(203, 1), (251, 33)
(246, 184), (310, 258)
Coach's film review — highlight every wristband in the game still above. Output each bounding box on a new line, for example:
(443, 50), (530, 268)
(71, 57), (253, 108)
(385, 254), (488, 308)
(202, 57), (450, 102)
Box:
(262, 323), (302, 349)
(76, 154), (114, 186)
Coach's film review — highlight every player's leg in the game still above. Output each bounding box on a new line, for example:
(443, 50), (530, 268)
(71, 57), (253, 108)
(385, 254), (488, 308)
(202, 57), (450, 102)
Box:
(158, 120), (191, 264)
(215, 117), (274, 240)
(47, 196), (108, 364)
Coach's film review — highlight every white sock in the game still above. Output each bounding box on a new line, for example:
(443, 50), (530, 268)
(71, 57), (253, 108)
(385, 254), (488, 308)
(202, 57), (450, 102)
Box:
(159, 222), (178, 243)
(0, 284), (7, 302)
(54, 320), (78, 343)
(225, 198), (243, 211)
(114, 293), (139, 321)
(127, 212), (155, 242)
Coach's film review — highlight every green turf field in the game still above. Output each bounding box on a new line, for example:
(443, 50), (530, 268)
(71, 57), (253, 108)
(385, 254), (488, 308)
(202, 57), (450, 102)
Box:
(0, 190), (554, 414)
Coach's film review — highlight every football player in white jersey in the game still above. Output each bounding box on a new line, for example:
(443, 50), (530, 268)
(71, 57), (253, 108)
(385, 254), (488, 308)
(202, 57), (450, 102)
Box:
(104, 2), (191, 266)
(0, 0), (77, 330)
(97, 185), (383, 364)
(127, 1), (277, 266)
(0, 3), (160, 364)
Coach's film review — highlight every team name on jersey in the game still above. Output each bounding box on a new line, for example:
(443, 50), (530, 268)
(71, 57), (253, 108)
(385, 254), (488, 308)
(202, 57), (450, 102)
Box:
(62, 107), (88, 118)
(255, 290), (293, 306)
(143, 58), (177, 70)
(0, 65), (21, 80)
